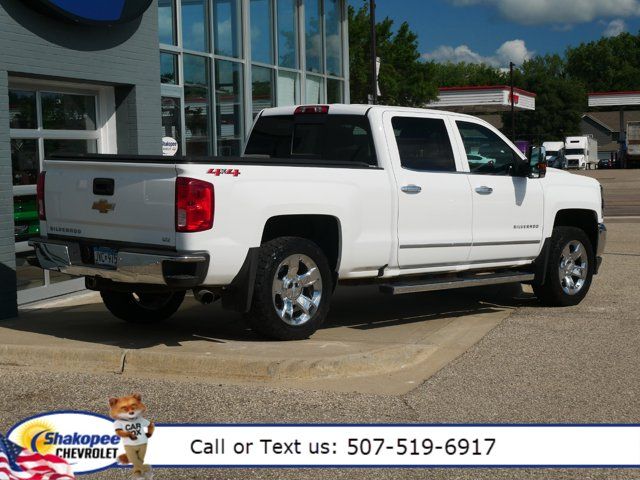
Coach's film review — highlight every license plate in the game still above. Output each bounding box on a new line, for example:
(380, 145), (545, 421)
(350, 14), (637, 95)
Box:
(93, 247), (118, 268)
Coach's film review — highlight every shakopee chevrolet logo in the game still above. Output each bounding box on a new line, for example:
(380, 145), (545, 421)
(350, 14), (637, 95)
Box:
(26, 0), (153, 25)
(8, 412), (120, 475)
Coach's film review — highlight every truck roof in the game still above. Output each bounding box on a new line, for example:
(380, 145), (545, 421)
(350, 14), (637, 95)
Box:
(260, 104), (482, 121)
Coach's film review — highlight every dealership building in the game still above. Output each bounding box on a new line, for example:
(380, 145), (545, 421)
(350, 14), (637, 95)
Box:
(0, 0), (349, 317)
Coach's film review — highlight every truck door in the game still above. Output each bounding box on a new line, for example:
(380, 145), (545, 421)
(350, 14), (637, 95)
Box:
(383, 112), (473, 270)
(453, 120), (544, 264)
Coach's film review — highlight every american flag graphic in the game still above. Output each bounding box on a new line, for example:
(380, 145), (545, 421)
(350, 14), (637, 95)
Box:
(0, 434), (74, 480)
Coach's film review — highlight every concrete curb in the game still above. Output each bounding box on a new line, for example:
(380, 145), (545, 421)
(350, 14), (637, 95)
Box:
(124, 344), (438, 381)
(0, 344), (123, 373)
(0, 342), (438, 381)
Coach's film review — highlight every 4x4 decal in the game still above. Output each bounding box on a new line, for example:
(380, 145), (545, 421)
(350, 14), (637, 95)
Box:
(207, 168), (241, 177)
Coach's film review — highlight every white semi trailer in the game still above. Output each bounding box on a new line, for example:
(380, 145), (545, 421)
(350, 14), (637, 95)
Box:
(565, 136), (598, 170)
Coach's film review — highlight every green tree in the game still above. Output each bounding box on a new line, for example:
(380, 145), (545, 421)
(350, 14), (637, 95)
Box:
(503, 54), (586, 142)
(566, 32), (640, 92)
(428, 62), (506, 87)
(348, 3), (437, 106)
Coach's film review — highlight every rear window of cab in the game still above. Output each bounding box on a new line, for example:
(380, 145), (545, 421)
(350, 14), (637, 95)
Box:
(245, 114), (378, 167)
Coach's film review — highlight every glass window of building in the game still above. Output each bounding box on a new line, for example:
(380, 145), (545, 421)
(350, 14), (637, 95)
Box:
(184, 55), (211, 155)
(252, 65), (275, 117)
(41, 92), (96, 130)
(9, 83), (110, 297)
(11, 139), (38, 186)
(277, 71), (298, 106)
(305, 0), (323, 73)
(158, 0), (176, 45)
(213, 0), (242, 58)
(160, 52), (179, 84)
(250, 0), (273, 65)
(9, 90), (37, 129)
(277, 0), (298, 69)
(325, 0), (343, 77)
(216, 60), (244, 155)
(156, 0), (347, 156)
(327, 78), (342, 103)
(162, 97), (183, 156)
(306, 75), (324, 103)
(43, 140), (98, 157)
(182, 0), (208, 52)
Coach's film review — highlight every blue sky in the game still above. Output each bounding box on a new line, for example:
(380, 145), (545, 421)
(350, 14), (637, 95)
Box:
(349, 0), (640, 67)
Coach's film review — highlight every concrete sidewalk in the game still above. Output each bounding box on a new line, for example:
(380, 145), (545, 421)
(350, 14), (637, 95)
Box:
(0, 282), (529, 395)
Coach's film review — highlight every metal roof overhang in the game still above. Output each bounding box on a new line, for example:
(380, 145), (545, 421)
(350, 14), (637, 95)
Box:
(588, 91), (640, 108)
(428, 85), (536, 113)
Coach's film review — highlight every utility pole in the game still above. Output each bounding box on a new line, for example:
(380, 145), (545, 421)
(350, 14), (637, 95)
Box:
(369, 0), (377, 105)
(509, 61), (515, 141)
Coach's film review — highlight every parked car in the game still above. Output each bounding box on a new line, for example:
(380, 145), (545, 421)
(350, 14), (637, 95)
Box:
(598, 157), (616, 169)
(466, 153), (495, 169)
(14, 195), (40, 243)
(30, 105), (606, 340)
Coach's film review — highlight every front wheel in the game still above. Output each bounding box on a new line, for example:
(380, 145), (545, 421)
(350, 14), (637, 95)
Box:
(246, 237), (333, 340)
(100, 290), (185, 323)
(533, 227), (595, 307)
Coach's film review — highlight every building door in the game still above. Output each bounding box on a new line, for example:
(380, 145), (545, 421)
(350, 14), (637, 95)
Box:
(9, 78), (116, 304)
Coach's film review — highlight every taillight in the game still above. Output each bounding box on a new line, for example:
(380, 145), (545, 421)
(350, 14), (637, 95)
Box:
(175, 177), (214, 233)
(294, 105), (329, 114)
(37, 172), (46, 220)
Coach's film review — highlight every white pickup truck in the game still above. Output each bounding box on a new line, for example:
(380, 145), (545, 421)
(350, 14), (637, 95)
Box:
(30, 104), (606, 340)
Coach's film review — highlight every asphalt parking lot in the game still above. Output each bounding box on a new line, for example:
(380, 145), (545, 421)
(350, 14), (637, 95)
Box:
(1, 172), (639, 480)
(577, 168), (640, 217)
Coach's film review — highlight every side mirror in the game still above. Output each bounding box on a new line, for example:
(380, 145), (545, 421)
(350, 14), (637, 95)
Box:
(531, 160), (547, 178)
(526, 146), (547, 178)
(512, 158), (531, 177)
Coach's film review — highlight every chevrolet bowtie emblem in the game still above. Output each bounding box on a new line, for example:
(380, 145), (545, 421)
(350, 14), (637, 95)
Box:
(92, 199), (115, 214)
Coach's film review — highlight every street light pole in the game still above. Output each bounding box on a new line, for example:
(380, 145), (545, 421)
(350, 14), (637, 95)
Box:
(510, 61), (515, 141)
(369, 0), (377, 105)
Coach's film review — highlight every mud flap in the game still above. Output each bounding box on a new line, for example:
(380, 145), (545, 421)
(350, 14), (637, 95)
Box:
(221, 248), (260, 313)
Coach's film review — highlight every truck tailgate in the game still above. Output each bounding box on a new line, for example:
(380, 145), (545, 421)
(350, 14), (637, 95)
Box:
(43, 160), (177, 247)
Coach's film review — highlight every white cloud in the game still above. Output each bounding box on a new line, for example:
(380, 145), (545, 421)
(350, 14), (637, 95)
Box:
(422, 39), (533, 67)
(603, 18), (627, 36)
(449, 0), (640, 25)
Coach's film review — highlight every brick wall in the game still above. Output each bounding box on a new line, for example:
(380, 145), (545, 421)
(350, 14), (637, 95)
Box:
(0, 0), (161, 315)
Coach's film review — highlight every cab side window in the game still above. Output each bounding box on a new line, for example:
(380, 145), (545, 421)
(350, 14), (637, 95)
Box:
(457, 121), (519, 175)
(392, 117), (456, 172)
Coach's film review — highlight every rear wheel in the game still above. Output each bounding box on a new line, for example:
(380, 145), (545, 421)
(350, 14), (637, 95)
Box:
(533, 227), (594, 307)
(100, 290), (185, 323)
(246, 237), (333, 340)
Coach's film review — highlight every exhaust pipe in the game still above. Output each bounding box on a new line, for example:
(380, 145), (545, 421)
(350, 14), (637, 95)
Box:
(194, 288), (217, 305)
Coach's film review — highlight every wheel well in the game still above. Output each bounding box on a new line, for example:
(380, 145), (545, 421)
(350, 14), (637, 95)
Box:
(261, 215), (341, 272)
(554, 209), (598, 252)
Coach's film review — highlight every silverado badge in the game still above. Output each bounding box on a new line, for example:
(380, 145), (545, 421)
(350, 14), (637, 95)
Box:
(92, 199), (116, 214)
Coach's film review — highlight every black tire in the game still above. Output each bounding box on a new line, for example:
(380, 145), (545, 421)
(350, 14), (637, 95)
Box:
(533, 226), (595, 307)
(100, 290), (185, 324)
(246, 237), (333, 340)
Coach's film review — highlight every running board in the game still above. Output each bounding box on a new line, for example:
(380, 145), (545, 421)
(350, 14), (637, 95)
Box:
(380, 272), (535, 295)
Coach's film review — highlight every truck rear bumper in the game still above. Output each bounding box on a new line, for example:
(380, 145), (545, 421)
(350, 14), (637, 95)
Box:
(29, 238), (209, 288)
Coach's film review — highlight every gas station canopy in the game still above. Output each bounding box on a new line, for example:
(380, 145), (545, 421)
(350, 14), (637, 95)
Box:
(428, 85), (536, 113)
(588, 91), (640, 108)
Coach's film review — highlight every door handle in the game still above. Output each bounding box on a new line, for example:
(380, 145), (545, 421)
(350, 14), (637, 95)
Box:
(401, 185), (422, 194)
(475, 186), (493, 195)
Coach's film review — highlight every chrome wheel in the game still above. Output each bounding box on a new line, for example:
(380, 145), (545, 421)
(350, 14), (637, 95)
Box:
(558, 240), (588, 296)
(272, 254), (323, 326)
